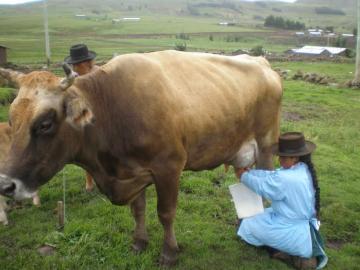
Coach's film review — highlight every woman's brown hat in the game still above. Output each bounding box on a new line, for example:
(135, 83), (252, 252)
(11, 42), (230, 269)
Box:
(272, 132), (316, 157)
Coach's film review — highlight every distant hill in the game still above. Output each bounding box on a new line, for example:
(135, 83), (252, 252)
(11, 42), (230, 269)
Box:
(297, 0), (356, 8)
(0, 0), (356, 32)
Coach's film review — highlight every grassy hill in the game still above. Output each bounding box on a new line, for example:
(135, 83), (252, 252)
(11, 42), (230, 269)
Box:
(0, 0), (356, 65)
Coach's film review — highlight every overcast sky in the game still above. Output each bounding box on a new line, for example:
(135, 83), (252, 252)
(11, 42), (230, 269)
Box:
(0, 0), (297, 5)
(0, 0), (40, 4)
(242, 0), (296, 2)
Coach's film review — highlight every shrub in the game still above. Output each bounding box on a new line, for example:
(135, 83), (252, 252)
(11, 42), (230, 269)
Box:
(345, 49), (354, 58)
(174, 42), (187, 51)
(250, 45), (265, 56)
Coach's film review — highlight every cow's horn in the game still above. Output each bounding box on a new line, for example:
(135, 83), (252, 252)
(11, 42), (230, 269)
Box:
(59, 63), (78, 91)
(0, 67), (24, 87)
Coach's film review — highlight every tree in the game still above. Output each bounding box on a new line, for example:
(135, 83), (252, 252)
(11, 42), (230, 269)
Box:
(264, 15), (304, 30)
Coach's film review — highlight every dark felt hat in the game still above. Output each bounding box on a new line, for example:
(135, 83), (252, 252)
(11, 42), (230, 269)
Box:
(64, 44), (96, 65)
(272, 132), (316, 157)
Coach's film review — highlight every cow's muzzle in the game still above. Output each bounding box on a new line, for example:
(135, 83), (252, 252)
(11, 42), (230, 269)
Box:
(0, 173), (16, 197)
(0, 173), (34, 200)
(1, 182), (16, 197)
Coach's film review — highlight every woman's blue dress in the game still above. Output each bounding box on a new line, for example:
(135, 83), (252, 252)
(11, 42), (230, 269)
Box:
(237, 162), (318, 258)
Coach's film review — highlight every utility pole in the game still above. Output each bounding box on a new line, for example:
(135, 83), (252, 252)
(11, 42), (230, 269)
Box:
(354, 0), (360, 86)
(43, 0), (51, 67)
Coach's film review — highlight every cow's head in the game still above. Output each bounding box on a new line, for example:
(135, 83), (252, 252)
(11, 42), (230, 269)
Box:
(0, 65), (94, 200)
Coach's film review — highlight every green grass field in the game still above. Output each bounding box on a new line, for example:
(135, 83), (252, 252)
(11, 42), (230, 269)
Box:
(0, 63), (359, 269)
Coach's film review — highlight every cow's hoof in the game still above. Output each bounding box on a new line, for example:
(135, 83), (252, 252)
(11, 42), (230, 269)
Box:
(158, 244), (179, 268)
(158, 254), (177, 268)
(132, 238), (148, 254)
(85, 186), (94, 192)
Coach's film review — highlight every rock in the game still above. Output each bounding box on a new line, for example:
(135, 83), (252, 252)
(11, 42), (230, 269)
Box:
(37, 244), (56, 256)
(292, 70), (304, 80)
(319, 78), (329, 85)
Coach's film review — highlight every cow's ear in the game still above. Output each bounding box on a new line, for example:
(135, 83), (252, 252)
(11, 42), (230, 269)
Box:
(64, 96), (95, 129)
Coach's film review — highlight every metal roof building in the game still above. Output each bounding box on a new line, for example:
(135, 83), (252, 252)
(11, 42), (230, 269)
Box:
(290, 46), (347, 57)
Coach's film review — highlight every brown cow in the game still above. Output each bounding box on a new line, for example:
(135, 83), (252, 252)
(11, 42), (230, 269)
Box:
(0, 122), (40, 225)
(0, 50), (282, 265)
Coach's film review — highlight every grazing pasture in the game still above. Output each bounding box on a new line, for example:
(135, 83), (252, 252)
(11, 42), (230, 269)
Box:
(0, 64), (359, 269)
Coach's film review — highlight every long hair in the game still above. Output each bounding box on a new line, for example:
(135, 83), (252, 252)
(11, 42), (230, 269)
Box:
(299, 154), (320, 219)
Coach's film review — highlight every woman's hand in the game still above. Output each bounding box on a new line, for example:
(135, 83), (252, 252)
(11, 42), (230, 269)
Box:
(235, 167), (249, 179)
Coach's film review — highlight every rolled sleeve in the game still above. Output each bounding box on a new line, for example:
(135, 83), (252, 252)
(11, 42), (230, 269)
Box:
(241, 170), (285, 201)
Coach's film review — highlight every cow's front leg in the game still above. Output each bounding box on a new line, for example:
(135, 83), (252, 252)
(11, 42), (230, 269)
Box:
(130, 190), (148, 253)
(153, 167), (182, 267)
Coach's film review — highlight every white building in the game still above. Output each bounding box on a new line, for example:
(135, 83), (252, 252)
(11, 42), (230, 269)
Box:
(342, 33), (354, 37)
(309, 31), (322, 37)
(289, 46), (347, 57)
(122, 17), (141, 21)
(75, 14), (87, 18)
(326, 33), (336, 37)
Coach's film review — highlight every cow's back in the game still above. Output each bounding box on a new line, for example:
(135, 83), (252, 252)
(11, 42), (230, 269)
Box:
(93, 51), (282, 170)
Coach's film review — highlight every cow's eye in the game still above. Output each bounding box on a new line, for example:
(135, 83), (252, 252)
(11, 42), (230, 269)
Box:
(32, 109), (57, 137)
(37, 119), (54, 135)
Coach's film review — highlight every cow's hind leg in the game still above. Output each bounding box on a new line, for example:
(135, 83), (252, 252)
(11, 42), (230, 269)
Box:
(256, 128), (279, 170)
(130, 190), (148, 253)
(153, 164), (183, 267)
